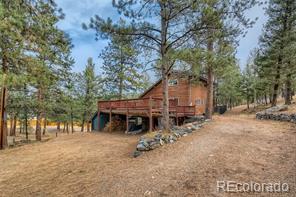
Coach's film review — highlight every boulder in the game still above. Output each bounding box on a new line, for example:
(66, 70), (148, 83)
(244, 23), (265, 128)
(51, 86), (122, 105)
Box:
(150, 142), (161, 149)
(137, 143), (149, 151)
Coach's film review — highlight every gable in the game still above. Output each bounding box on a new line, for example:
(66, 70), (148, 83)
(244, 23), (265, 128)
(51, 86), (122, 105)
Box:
(139, 75), (207, 99)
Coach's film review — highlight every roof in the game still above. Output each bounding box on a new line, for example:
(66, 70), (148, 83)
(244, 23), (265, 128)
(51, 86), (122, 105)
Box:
(139, 71), (207, 98)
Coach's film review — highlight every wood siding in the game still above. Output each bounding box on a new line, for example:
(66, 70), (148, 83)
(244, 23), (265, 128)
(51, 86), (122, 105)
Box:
(141, 78), (190, 105)
(141, 77), (207, 114)
(190, 83), (207, 114)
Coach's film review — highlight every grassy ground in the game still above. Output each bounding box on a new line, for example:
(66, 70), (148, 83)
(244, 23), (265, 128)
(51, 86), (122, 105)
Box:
(0, 106), (295, 196)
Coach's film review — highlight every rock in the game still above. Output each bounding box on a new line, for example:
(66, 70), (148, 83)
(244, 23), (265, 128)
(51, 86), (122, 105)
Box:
(150, 142), (161, 149)
(191, 125), (200, 130)
(137, 143), (149, 151)
(265, 105), (288, 113)
(256, 108), (296, 124)
(134, 117), (207, 153)
(133, 150), (142, 158)
(141, 140), (150, 148)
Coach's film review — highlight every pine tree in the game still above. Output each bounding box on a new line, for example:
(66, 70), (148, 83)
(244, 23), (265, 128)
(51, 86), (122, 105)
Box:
(84, 1), (207, 131)
(77, 58), (99, 132)
(191, 0), (258, 118)
(100, 24), (148, 99)
(0, 0), (28, 148)
(257, 0), (296, 106)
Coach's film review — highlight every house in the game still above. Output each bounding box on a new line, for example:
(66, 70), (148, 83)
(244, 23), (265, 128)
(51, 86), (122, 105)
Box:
(91, 72), (208, 132)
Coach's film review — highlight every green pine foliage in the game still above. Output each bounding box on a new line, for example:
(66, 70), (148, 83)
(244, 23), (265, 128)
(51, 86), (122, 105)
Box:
(255, 0), (296, 106)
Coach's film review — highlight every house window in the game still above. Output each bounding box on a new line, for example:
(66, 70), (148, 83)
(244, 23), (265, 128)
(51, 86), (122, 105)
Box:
(168, 79), (178, 86)
(169, 97), (179, 105)
(195, 99), (201, 105)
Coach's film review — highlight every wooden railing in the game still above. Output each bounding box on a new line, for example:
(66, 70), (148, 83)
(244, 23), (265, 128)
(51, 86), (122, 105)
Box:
(98, 97), (195, 116)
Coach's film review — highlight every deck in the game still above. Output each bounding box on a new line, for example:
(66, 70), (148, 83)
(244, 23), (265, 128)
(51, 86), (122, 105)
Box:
(98, 97), (196, 116)
(97, 97), (196, 132)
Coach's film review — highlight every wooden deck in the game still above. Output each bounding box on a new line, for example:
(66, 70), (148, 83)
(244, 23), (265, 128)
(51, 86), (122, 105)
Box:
(97, 97), (196, 132)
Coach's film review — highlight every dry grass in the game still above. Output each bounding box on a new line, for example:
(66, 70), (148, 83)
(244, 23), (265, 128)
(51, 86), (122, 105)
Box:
(228, 96), (296, 115)
(0, 110), (295, 196)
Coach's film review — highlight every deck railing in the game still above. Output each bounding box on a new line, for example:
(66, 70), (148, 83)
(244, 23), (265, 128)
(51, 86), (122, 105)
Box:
(98, 97), (195, 116)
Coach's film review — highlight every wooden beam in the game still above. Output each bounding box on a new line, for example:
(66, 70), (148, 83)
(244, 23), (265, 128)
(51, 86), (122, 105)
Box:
(125, 100), (129, 134)
(97, 111), (100, 131)
(149, 96), (152, 132)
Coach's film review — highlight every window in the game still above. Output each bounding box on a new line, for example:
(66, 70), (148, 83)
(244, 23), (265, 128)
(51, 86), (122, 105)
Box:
(168, 79), (178, 86)
(137, 117), (142, 125)
(195, 99), (201, 105)
(169, 97), (179, 105)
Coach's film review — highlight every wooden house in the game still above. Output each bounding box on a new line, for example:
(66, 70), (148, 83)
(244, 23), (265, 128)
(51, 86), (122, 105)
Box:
(92, 72), (208, 132)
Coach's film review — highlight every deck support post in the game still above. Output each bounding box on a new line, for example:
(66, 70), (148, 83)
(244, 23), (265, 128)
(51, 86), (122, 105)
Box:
(176, 112), (178, 126)
(97, 110), (100, 131)
(109, 101), (112, 132)
(149, 96), (153, 132)
(125, 101), (129, 134)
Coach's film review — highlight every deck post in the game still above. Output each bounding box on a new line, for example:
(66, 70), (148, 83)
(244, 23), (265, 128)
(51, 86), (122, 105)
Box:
(97, 101), (100, 131)
(97, 110), (100, 131)
(176, 112), (178, 126)
(125, 100), (129, 134)
(149, 96), (153, 132)
(109, 101), (112, 132)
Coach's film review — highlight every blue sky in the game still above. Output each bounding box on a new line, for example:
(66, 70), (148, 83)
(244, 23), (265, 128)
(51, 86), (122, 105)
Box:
(56, 0), (267, 76)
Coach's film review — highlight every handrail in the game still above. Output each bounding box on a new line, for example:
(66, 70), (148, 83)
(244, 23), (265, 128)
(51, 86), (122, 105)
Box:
(98, 98), (196, 115)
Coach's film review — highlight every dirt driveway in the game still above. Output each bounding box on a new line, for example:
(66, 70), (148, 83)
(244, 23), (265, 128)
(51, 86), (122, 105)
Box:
(0, 114), (295, 197)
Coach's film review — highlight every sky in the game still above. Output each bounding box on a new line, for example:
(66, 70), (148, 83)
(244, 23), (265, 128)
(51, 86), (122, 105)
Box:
(56, 0), (268, 75)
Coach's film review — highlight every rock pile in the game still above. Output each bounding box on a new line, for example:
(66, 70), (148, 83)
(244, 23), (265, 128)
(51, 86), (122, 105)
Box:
(256, 112), (296, 123)
(133, 120), (206, 157)
(256, 105), (296, 123)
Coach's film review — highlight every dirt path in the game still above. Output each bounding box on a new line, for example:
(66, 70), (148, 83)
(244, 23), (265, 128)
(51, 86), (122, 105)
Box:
(0, 114), (295, 197)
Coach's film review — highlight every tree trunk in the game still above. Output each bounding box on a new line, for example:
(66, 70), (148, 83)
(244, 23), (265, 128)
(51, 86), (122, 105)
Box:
(81, 114), (85, 132)
(9, 116), (13, 136)
(160, 3), (170, 131)
(271, 66), (281, 107)
(62, 122), (65, 133)
(10, 115), (16, 136)
(66, 122), (69, 134)
(161, 67), (170, 131)
(205, 34), (214, 119)
(57, 121), (60, 131)
(70, 107), (74, 133)
(19, 120), (23, 134)
(25, 118), (28, 141)
(71, 120), (74, 133)
(42, 115), (47, 135)
(87, 121), (90, 132)
(285, 73), (292, 105)
(13, 115), (17, 136)
(35, 88), (42, 141)
(119, 46), (124, 99)
(206, 65), (214, 119)
(0, 54), (8, 149)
